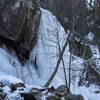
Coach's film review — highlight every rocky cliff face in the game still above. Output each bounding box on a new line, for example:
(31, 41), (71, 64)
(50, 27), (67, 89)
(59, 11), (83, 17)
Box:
(0, 0), (41, 60)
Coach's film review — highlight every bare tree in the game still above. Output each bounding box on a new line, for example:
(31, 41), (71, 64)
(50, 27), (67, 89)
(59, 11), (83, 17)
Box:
(44, 31), (72, 87)
(56, 23), (69, 92)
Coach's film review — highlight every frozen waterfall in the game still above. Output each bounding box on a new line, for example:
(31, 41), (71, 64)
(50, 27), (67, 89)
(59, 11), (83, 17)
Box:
(0, 8), (70, 87)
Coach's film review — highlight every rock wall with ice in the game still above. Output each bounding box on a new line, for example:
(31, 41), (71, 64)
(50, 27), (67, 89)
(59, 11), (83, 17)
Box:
(0, 8), (70, 87)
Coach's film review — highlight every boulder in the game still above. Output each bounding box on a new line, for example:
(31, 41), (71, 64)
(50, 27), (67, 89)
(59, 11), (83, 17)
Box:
(0, 0), (41, 60)
(0, 88), (6, 99)
(21, 88), (42, 100)
(56, 85), (69, 96)
(11, 83), (25, 91)
(0, 93), (6, 99)
(21, 93), (37, 100)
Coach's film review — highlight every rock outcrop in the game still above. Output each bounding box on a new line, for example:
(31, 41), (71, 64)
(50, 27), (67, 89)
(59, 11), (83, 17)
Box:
(0, 0), (41, 61)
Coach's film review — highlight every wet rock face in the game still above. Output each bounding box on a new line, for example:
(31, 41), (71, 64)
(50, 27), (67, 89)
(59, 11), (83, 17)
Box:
(0, 0), (41, 61)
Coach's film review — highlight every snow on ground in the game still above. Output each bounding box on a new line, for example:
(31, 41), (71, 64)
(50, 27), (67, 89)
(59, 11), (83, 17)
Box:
(4, 88), (24, 100)
(70, 49), (100, 100)
(90, 45), (100, 58)
(71, 78), (100, 100)
(0, 74), (23, 84)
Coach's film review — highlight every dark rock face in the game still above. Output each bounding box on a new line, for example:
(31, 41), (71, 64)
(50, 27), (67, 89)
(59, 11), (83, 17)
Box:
(0, 0), (28, 41)
(0, 0), (41, 61)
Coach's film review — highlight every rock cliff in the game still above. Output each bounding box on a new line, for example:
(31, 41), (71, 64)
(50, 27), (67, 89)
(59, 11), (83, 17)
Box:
(0, 0), (41, 60)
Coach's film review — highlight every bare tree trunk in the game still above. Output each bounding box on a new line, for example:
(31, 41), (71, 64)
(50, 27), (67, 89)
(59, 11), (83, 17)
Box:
(56, 30), (69, 93)
(44, 32), (72, 87)
(68, 0), (75, 93)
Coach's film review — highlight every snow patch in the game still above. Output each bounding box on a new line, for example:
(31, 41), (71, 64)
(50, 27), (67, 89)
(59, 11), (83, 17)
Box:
(0, 75), (23, 84)
(86, 32), (94, 41)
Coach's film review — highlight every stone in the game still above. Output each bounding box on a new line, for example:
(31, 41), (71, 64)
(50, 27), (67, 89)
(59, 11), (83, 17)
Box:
(0, 93), (6, 99)
(67, 94), (84, 100)
(31, 88), (42, 100)
(0, 88), (3, 93)
(56, 85), (68, 96)
(11, 83), (25, 91)
(21, 93), (37, 100)
(21, 88), (42, 100)
(46, 95), (57, 100)
(0, 82), (4, 87)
